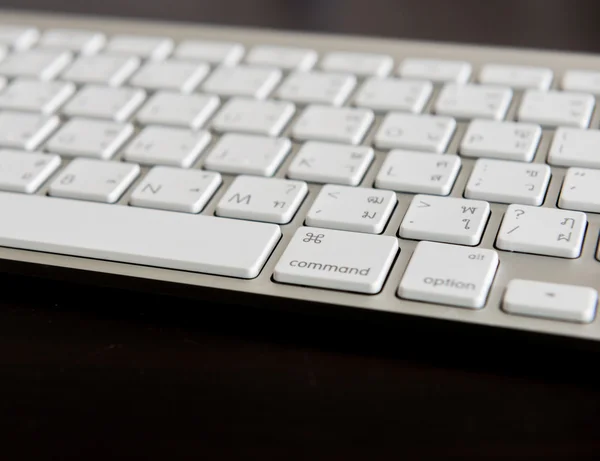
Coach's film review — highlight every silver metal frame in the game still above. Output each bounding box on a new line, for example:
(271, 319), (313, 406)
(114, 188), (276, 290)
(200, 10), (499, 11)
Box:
(1, 9), (600, 341)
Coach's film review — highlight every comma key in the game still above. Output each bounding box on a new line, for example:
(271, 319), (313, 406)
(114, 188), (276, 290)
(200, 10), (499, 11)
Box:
(273, 226), (398, 294)
(398, 241), (499, 309)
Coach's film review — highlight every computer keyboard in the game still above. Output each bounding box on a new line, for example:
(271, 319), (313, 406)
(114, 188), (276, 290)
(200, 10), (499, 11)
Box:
(0, 10), (600, 342)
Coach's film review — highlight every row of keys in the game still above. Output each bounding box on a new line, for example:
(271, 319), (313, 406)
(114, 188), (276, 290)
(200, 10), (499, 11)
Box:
(3, 25), (600, 95)
(0, 47), (597, 128)
(275, 230), (597, 326)
(0, 148), (592, 261)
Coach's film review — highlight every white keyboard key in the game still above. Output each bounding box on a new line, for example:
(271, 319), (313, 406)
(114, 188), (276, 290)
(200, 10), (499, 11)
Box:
(0, 26), (39, 50)
(504, 279), (597, 323)
(320, 51), (393, 77)
(174, 40), (244, 65)
(216, 176), (307, 224)
(518, 90), (595, 128)
(465, 159), (550, 206)
(136, 92), (220, 130)
(104, 35), (173, 60)
(0, 50), (72, 80)
(49, 158), (139, 203)
(46, 119), (134, 160)
(0, 79), (75, 114)
(375, 150), (460, 195)
(292, 105), (374, 145)
(128, 60), (210, 93)
(398, 58), (471, 83)
(558, 167), (600, 213)
(0, 112), (59, 150)
(0, 149), (61, 193)
(353, 77), (432, 113)
(305, 185), (396, 234)
(38, 29), (106, 55)
(129, 166), (221, 213)
(123, 126), (211, 168)
(400, 195), (490, 246)
(496, 204), (586, 258)
(202, 65), (282, 99)
(62, 85), (146, 122)
(0, 192), (280, 278)
(398, 241), (499, 309)
(460, 119), (541, 162)
(547, 127), (600, 168)
(246, 45), (317, 71)
(562, 70), (600, 95)
(204, 134), (291, 176)
(274, 226), (398, 294)
(375, 113), (456, 152)
(275, 71), (356, 106)
(479, 64), (553, 90)
(61, 55), (140, 86)
(287, 142), (373, 185)
(211, 98), (295, 136)
(434, 84), (513, 120)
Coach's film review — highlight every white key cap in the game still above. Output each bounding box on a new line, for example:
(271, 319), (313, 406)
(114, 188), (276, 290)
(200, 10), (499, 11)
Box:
(0, 79), (75, 114)
(547, 127), (600, 168)
(61, 55), (140, 86)
(465, 159), (551, 206)
(558, 167), (600, 213)
(202, 65), (282, 99)
(173, 40), (244, 65)
(203, 134), (291, 176)
(400, 195), (490, 246)
(479, 64), (553, 90)
(246, 45), (317, 71)
(0, 26), (39, 50)
(46, 119), (134, 160)
(305, 185), (396, 234)
(0, 149), (61, 193)
(129, 166), (221, 213)
(0, 50), (72, 80)
(460, 120), (541, 162)
(136, 92), (220, 130)
(287, 142), (373, 185)
(496, 204), (586, 258)
(38, 29), (106, 55)
(375, 113), (456, 152)
(128, 60), (210, 93)
(123, 126), (211, 168)
(398, 241), (498, 309)
(434, 84), (513, 120)
(275, 71), (356, 106)
(274, 226), (398, 294)
(398, 58), (471, 83)
(320, 52), (393, 77)
(0, 192), (280, 278)
(104, 35), (173, 60)
(504, 279), (597, 323)
(216, 176), (307, 224)
(292, 105), (374, 145)
(49, 158), (139, 203)
(0, 112), (59, 150)
(562, 70), (600, 95)
(375, 150), (460, 195)
(211, 98), (295, 136)
(353, 77), (433, 113)
(518, 90), (595, 128)
(62, 85), (146, 122)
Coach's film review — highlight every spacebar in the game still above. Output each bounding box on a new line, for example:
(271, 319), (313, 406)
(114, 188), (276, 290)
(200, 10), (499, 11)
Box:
(0, 193), (281, 278)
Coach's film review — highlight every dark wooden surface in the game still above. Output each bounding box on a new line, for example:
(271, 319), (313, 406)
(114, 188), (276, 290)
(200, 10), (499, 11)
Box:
(2, 1), (600, 459)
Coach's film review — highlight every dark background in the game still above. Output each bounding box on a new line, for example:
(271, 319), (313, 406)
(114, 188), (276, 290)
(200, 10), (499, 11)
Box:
(2, 1), (600, 460)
